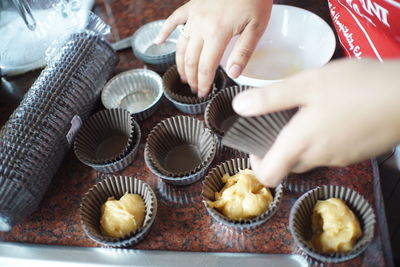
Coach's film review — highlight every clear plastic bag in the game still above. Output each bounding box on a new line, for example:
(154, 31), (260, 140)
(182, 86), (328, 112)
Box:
(0, 0), (95, 76)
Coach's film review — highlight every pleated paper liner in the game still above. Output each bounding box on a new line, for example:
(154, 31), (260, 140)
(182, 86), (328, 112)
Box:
(202, 157), (283, 229)
(101, 69), (163, 122)
(131, 19), (179, 72)
(289, 185), (376, 263)
(163, 65), (224, 104)
(222, 108), (297, 158)
(0, 179), (39, 232)
(205, 85), (251, 137)
(156, 177), (200, 205)
(74, 108), (134, 165)
(144, 145), (213, 186)
(146, 115), (217, 178)
(75, 117), (141, 174)
(80, 175), (157, 247)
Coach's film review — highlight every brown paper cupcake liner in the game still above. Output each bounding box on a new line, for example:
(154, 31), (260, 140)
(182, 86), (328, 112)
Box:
(144, 145), (213, 186)
(222, 108), (297, 158)
(74, 108), (134, 165)
(80, 175), (157, 247)
(202, 158), (283, 229)
(83, 119), (141, 173)
(163, 65), (221, 104)
(289, 185), (376, 263)
(205, 85), (251, 137)
(101, 69), (163, 121)
(146, 115), (216, 177)
(163, 95), (210, 115)
(156, 178), (200, 205)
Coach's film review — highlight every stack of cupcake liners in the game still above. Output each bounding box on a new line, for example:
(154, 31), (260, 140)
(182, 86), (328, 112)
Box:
(0, 32), (118, 231)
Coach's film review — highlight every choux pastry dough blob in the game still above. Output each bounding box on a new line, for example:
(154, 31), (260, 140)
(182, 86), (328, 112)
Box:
(100, 193), (146, 238)
(311, 198), (362, 253)
(208, 169), (273, 220)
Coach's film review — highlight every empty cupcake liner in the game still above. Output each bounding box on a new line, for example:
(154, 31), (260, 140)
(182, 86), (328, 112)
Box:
(205, 85), (251, 137)
(85, 119), (141, 174)
(80, 175), (157, 247)
(101, 69), (164, 122)
(131, 20), (180, 70)
(145, 115), (216, 178)
(74, 109), (135, 165)
(144, 145), (213, 186)
(289, 185), (376, 263)
(222, 108), (297, 158)
(202, 157), (283, 229)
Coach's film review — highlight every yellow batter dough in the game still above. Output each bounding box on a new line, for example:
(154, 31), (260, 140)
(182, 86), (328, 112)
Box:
(100, 193), (146, 238)
(311, 198), (362, 253)
(208, 169), (273, 220)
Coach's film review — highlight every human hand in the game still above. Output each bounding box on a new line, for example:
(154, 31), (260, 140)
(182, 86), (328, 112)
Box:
(232, 59), (400, 187)
(155, 0), (272, 97)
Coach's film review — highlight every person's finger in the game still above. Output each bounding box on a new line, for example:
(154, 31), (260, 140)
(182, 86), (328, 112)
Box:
(176, 30), (189, 83)
(184, 35), (204, 93)
(250, 120), (306, 187)
(197, 35), (230, 97)
(226, 21), (266, 79)
(154, 5), (189, 44)
(232, 76), (309, 116)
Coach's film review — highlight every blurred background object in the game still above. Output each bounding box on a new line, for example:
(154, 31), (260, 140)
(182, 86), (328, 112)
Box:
(0, 0), (95, 76)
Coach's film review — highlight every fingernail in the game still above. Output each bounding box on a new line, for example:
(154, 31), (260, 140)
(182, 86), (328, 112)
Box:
(232, 93), (252, 114)
(198, 90), (206, 98)
(228, 64), (242, 78)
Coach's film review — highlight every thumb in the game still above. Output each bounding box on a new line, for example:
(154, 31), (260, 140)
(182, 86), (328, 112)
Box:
(232, 75), (308, 117)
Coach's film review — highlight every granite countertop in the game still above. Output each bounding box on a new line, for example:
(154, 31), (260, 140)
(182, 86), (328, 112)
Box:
(0, 0), (393, 266)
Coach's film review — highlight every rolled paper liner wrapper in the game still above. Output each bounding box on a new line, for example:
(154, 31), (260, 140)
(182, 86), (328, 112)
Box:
(205, 85), (251, 137)
(74, 108), (135, 165)
(144, 145), (213, 186)
(0, 32), (118, 231)
(163, 65), (224, 104)
(202, 157), (283, 229)
(145, 115), (216, 178)
(289, 185), (376, 263)
(101, 69), (163, 122)
(79, 118), (141, 174)
(80, 175), (157, 247)
(222, 108), (297, 158)
(131, 20), (179, 68)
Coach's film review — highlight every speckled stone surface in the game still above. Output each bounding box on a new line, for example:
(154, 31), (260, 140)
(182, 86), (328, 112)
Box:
(0, 0), (392, 266)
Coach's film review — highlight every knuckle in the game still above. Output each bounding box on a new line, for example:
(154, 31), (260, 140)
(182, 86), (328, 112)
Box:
(236, 47), (253, 61)
(184, 57), (197, 70)
(198, 65), (212, 77)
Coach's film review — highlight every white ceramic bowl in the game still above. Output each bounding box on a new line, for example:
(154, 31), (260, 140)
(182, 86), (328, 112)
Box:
(220, 4), (336, 87)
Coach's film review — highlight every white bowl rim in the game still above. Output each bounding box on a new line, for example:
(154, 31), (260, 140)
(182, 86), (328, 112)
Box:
(221, 4), (337, 87)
